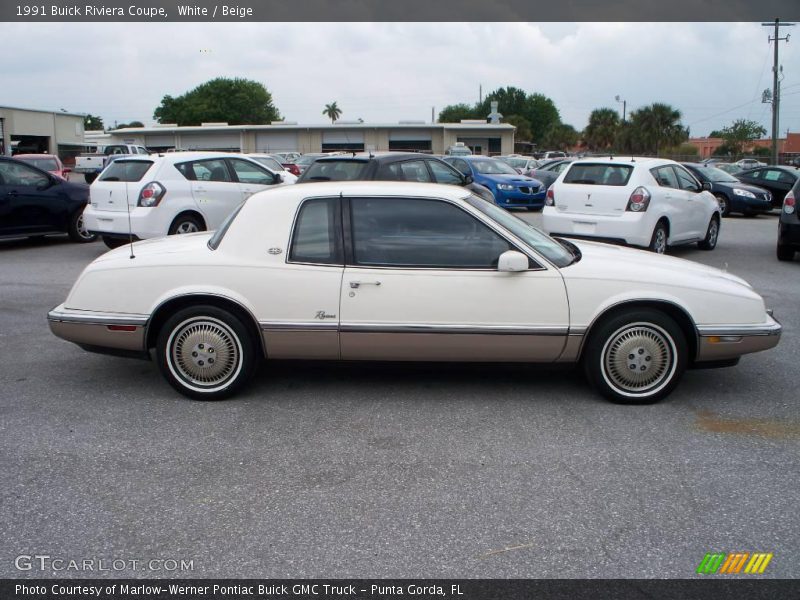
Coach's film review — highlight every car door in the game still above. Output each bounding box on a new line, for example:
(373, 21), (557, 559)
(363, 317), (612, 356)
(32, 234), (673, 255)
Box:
(228, 157), (280, 200)
(425, 158), (467, 186)
(673, 164), (708, 239)
(339, 196), (570, 362)
(0, 160), (60, 235)
(183, 158), (243, 229)
(651, 165), (692, 242)
(760, 169), (796, 205)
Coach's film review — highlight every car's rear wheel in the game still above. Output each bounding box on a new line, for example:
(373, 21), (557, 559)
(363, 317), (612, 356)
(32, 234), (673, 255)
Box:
(67, 209), (97, 243)
(583, 309), (687, 404)
(648, 221), (668, 254)
(714, 193), (730, 217)
(156, 305), (257, 400)
(169, 214), (204, 235)
(698, 215), (720, 250)
(777, 243), (795, 261)
(84, 173), (98, 184)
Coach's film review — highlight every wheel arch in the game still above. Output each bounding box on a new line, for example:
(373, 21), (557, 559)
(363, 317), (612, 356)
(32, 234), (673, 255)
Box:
(579, 299), (698, 364)
(145, 294), (265, 358)
(169, 210), (207, 232)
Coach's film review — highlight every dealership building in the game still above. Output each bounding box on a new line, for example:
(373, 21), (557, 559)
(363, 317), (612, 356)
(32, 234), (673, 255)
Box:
(0, 105), (86, 158)
(104, 121), (516, 156)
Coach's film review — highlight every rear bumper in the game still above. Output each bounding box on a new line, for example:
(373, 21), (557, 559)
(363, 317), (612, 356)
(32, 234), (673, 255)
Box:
(48, 304), (149, 356)
(83, 205), (164, 240)
(778, 220), (800, 247)
(542, 209), (652, 248)
(695, 314), (782, 362)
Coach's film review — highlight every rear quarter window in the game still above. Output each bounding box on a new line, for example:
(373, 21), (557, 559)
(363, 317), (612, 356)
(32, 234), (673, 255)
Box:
(563, 163), (632, 186)
(98, 160), (154, 182)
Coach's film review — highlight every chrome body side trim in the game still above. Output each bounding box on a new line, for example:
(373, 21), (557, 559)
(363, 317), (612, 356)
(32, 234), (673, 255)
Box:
(48, 307), (149, 327)
(259, 321), (339, 332)
(339, 323), (569, 336)
(696, 317), (782, 338)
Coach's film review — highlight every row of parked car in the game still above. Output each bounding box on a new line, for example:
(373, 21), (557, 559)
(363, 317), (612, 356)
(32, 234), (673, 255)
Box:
(2, 148), (799, 261)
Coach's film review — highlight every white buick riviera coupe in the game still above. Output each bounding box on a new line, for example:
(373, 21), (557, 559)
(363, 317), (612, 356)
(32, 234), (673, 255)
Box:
(48, 182), (781, 404)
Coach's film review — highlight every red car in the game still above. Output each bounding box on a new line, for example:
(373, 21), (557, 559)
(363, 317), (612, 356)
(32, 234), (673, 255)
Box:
(14, 154), (71, 179)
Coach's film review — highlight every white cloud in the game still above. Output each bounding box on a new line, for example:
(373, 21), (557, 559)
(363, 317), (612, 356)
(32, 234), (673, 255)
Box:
(1, 22), (797, 136)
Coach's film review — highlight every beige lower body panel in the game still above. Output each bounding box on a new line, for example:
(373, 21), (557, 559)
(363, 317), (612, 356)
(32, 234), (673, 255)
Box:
(262, 330), (340, 359)
(340, 332), (566, 362)
(696, 333), (781, 362)
(49, 320), (145, 352)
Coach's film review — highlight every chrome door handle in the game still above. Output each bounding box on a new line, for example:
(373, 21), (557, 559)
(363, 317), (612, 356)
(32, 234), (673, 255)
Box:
(350, 281), (381, 289)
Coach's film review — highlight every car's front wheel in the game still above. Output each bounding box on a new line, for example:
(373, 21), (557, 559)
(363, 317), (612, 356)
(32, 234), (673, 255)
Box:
(698, 215), (720, 250)
(156, 305), (257, 400)
(583, 309), (688, 404)
(67, 209), (97, 243)
(714, 193), (730, 217)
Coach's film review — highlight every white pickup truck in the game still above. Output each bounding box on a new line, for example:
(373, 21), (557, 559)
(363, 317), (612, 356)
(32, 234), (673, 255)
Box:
(74, 144), (149, 183)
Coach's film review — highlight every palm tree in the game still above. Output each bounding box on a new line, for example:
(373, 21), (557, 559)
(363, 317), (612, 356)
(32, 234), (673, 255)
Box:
(631, 103), (687, 156)
(583, 108), (620, 151)
(322, 102), (342, 124)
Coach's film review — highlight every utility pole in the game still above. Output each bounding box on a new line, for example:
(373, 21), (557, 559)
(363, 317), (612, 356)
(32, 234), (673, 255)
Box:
(615, 95), (627, 122)
(479, 84), (482, 105)
(762, 18), (794, 165)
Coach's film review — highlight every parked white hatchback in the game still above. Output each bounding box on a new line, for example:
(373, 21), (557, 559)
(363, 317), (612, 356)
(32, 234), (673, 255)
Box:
(542, 157), (721, 253)
(84, 152), (290, 248)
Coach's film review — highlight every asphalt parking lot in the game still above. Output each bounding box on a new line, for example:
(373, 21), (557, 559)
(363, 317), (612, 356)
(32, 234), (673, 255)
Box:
(1, 211), (798, 579)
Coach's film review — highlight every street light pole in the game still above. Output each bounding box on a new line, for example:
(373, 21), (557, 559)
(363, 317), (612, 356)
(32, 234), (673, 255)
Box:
(615, 95), (626, 123)
(762, 18), (794, 165)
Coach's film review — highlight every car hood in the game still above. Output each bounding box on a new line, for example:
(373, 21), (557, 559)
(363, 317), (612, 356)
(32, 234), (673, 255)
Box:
(481, 173), (542, 185)
(562, 239), (751, 289)
(712, 181), (769, 195)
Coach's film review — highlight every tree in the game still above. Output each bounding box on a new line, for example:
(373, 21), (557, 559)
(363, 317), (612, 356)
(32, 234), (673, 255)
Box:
(477, 89), (560, 144)
(84, 114), (104, 131)
(583, 108), (620, 151)
(323, 102), (342, 124)
(504, 115), (532, 142)
(112, 121), (145, 130)
(719, 119), (767, 156)
(153, 77), (281, 126)
(708, 130), (724, 138)
(626, 103), (687, 155)
(541, 123), (579, 151)
(438, 103), (480, 123)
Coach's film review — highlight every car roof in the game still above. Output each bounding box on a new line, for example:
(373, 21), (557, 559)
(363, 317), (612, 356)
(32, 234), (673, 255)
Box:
(254, 180), (473, 201)
(568, 156), (674, 167)
(13, 153), (58, 159)
(311, 152), (439, 164)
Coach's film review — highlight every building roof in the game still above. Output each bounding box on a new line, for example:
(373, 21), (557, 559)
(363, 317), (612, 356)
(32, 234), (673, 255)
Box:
(0, 105), (84, 118)
(112, 122), (516, 134)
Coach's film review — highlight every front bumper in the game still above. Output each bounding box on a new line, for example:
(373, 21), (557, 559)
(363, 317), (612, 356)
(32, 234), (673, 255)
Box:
(494, 188), (546, 208)
(695, 314), (782, 362)
(48, 304), (149, 356)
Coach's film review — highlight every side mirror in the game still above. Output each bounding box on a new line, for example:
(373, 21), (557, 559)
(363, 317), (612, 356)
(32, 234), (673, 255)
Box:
(273, 172), (282, 184)
(463, 174), (474, 185)
(701, 181), (712, 191)
(497, 250), (529, 272)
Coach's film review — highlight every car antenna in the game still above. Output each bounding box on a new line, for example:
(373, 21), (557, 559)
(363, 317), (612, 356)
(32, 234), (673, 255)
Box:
(125, 192), (136, 259)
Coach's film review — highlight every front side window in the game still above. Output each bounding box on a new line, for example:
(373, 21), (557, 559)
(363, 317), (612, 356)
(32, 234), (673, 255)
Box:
(0, 161), (49, 187)
(651, 166), (679, 189)
(289, 198), (343, 265)
(448, 158), (471, 176)
(350, 197), (511, 268)
(250, 156), (283, 172)
(229, 159), (275, 185)
(674, 166), (700, 192)
(427, 160), (464, 185)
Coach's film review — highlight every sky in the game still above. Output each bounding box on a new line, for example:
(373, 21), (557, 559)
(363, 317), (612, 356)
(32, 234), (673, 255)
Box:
(3, 22), (799, 137)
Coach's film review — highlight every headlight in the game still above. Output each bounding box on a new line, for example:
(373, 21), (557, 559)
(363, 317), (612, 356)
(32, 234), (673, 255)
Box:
(732, 188), (756, 199)
(497, 183), (515, 191)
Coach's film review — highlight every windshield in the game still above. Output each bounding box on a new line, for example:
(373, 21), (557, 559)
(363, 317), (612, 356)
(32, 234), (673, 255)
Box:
(465, 195), (575, 267)
(471, 159), (519, 175)
(250, 156), (283, 172)
(692, 165), (739, 183)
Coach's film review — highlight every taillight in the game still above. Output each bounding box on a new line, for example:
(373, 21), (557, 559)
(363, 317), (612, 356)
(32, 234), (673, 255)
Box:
(138, 182), (166, 207)
(784, 190), (796, 215)
(545, 188), (555, 206)
(626, 186), (651, 212)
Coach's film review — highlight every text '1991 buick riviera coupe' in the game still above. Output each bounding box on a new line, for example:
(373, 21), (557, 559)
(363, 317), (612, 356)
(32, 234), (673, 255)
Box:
(48, 182), (781, 404)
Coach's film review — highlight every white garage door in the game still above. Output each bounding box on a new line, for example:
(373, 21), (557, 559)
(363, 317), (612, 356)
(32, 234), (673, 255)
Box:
(144, 134), (176, 147)
(322, 130), (364, 144)
(255, 131), (299, 153)
(388, 129), (431, 142)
